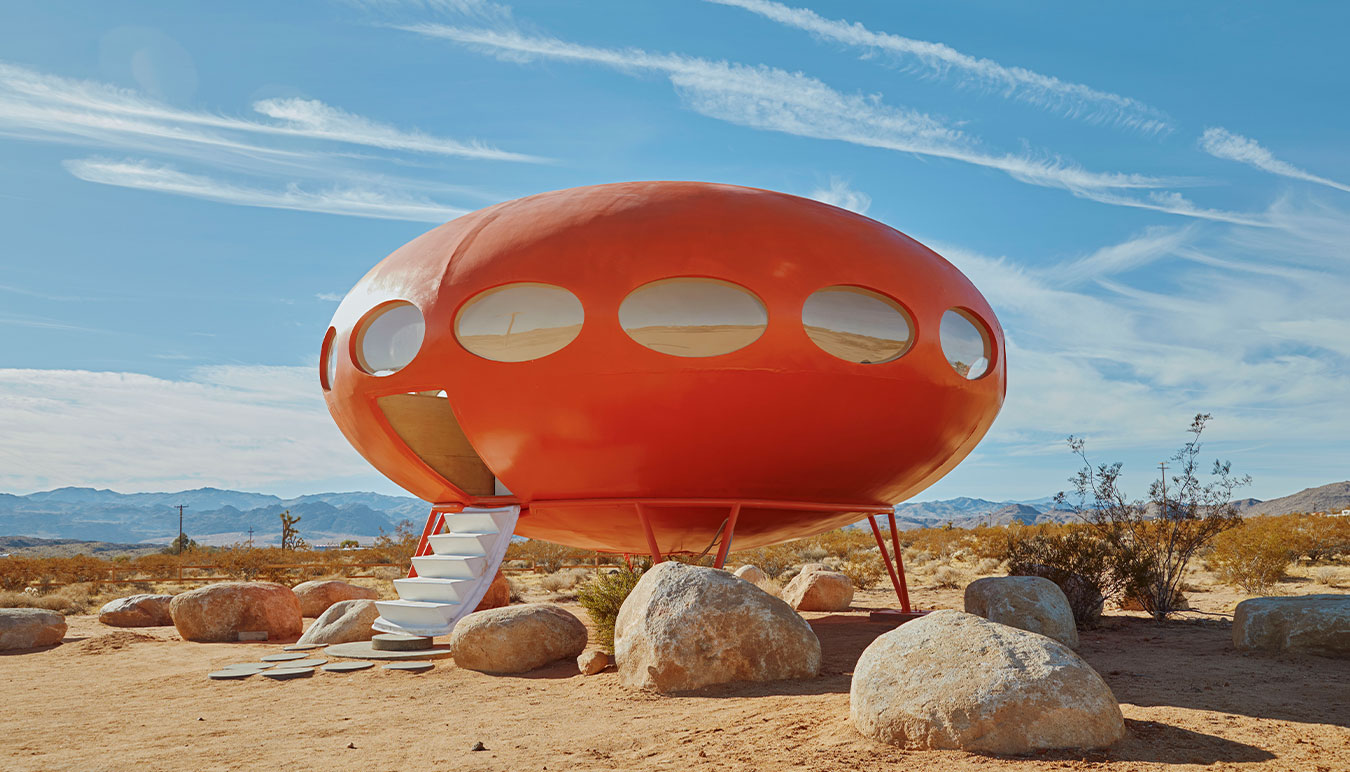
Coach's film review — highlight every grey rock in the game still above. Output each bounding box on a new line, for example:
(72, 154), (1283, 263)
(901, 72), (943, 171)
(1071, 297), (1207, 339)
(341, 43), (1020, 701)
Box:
(296, 599), (379, 646)
(0, 608), (67, 651)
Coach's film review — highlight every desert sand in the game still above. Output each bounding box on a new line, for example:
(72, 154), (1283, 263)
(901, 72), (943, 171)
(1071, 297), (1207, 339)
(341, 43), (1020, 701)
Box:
(1, 581), (1347, 772)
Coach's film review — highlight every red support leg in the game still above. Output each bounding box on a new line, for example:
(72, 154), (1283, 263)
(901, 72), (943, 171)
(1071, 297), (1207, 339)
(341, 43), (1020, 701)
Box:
(712, 503), (742, 569)
(407, 507), (453, 579)
(868, 515), (905, 603)
(635, 503), (663, 564)
(888, 512), (912, 614)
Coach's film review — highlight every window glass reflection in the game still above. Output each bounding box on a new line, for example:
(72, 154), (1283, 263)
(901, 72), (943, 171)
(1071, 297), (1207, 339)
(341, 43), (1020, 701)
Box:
(940, 309), (991, 379)
(802, 287), (912, 364)
(619, 278), (767, 357)
(456, 283), (584, 362)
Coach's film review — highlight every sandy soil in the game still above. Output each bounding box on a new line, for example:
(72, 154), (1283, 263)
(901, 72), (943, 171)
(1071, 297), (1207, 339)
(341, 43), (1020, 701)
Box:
(1, 579), (1347, 772)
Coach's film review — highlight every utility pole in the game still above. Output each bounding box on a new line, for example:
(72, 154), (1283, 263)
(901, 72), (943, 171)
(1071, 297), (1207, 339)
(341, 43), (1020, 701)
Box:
(175, 504), (188, 554)
(1158, 462), (1168, 520)
(247, 527), (254, 547)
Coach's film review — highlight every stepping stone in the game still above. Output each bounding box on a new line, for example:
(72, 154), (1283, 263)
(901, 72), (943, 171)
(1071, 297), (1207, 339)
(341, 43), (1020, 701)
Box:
(383, 661), (434, 673)
(322, 661), (375, 673)
(263, 667), (316, 680)
(221, 663), (273, 672)
(372, 633), (433, 651)
(208, 669), (256, 680)
(283, 643), (324, 652)
(287, 659), (327, 669)
(324, 641), (453, 661)
(261, 652), (309, 662)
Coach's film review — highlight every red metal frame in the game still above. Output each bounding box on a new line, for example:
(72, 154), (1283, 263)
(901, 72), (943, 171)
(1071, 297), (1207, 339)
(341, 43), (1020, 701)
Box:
(407, 504), (463, 578)
(407, 498), (914, 610)
(712, 503), (742, 569)
(866, 514), (912, 613)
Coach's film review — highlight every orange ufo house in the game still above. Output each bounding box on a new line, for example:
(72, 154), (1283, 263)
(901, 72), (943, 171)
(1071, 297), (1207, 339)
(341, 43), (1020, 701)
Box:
(321, 181), (1005, 636)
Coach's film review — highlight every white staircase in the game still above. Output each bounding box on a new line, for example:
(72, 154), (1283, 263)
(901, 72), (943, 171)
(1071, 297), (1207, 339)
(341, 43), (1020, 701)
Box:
(373, 505), (520, 638)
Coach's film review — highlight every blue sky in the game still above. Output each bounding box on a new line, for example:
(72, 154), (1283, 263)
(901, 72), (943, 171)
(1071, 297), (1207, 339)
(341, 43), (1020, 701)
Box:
(2, 1), (1348, 503)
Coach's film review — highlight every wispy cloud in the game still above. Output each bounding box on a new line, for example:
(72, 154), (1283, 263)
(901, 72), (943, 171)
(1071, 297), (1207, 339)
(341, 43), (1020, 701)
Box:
(705, 0), (1171, 134)
(403, 24), (1180, 197)
(932, 211), (1350, 478)
(64, 158), (468, 222)
(0, 60), (545, 163)
(809, 177), (871, 214)
(252, 97), (546, 162)
(1200, 127), (1350, 194)
(315, 292), (344, 302)
(0, 366), (381, 493)
(1053, 225), (1196, 284)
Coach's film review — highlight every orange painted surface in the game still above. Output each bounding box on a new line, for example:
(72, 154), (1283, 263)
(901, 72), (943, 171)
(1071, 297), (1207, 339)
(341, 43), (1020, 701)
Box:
(323, 181), (1005, 554)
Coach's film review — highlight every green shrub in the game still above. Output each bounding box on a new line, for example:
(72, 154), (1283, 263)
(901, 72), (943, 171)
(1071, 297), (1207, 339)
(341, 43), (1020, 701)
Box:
(576, 567), (644, 653)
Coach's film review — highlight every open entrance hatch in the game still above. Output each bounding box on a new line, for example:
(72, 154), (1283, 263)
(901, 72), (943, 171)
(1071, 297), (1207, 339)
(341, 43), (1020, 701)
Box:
(376, 391), (511, 497)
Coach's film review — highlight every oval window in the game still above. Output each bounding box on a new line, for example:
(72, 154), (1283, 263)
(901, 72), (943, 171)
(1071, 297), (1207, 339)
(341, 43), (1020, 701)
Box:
(355, 302), (425, 376)
(941, 309), (991, 380)
(455, 283), (584, 362)
(619, 278), (767, 357)
(320, 327), (337, 390)
(803, 287), (912, 364)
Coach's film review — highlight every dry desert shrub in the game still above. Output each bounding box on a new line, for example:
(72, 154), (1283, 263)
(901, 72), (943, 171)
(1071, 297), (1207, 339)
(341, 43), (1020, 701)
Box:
(507, 577), (525, 603)
(504, 539), (596, 573)
(0, 589), (68, 612)
(1207, 517), (1295, 594)
(1311, 566), (1342, 586)
(0, 582), (116, 615)
(1286, 513), (1350, 563)
(539, 567), (589, 592)
(840, 551), (885, 590)
(931, 565), (965, 589)
(974, 557), (1002, 576)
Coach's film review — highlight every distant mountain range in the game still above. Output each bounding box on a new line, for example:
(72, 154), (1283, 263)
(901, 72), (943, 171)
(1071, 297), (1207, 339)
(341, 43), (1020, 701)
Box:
(0, 487), (427, 546)
(1, 482), (1346, 546)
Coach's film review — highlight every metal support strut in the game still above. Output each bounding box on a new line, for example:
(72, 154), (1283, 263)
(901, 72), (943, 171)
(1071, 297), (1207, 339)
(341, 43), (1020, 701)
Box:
(867, 514), (912, 613)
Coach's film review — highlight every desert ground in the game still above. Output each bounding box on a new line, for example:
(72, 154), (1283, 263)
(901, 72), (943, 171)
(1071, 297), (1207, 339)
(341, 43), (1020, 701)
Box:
(2, 563), (1346, 772)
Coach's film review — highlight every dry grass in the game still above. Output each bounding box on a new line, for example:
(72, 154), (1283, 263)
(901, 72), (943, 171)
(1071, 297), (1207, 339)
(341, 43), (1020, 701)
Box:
(1311, 565), (1343, 586)
(539, 567), (590, 593)
(0, 583), (130, 615)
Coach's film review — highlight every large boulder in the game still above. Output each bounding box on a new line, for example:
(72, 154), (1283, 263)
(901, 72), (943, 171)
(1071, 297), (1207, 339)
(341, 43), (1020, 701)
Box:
(851, 610), (1125, 753)
(450, 603), (587, 674)
(0, 609), (67, 651)
(964, 576), (1079, 648)
(169, 582), (303, 643)
(291, 580), (379, 618)
(781, 563), (854, 612)
(473, 569), (511, 611)
(98, 594), (174, 628)
(1233, 594), (1350, 658)
(296, 599), (379, 645)
(733, 565), (767, 584)
(615, 562), (820, 693)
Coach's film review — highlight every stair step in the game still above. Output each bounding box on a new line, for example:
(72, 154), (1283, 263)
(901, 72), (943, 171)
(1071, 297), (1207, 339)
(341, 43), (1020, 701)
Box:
(375, 599), (461, 633)
(410, 554), (486, 579)
(440, 509), (516, 535)
(393, 576), (477, 603)
(427, 532), (496, 557)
